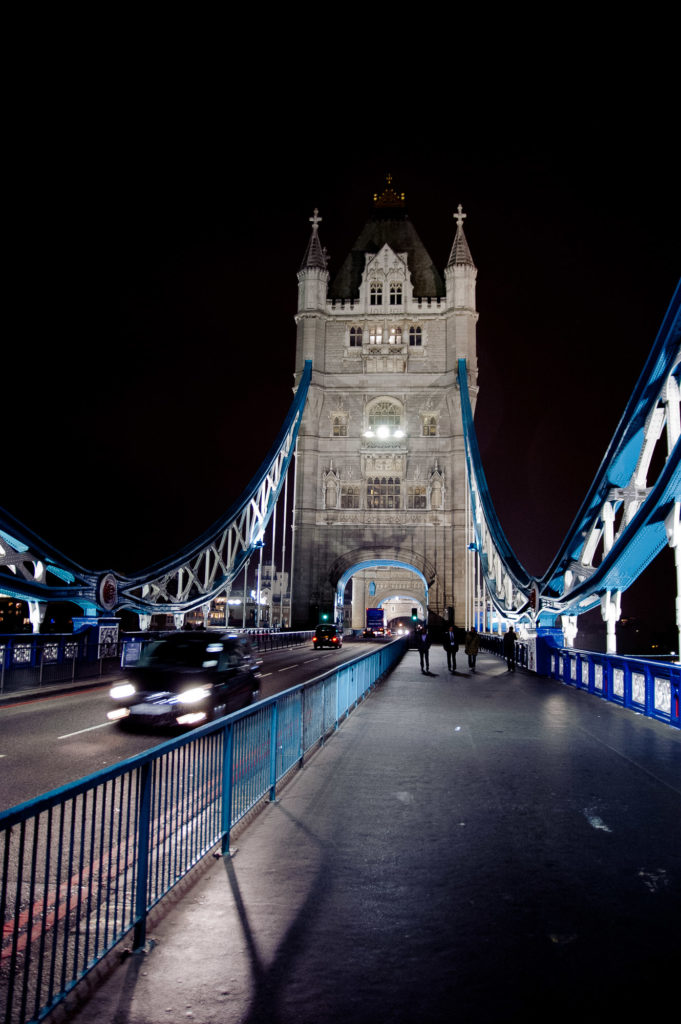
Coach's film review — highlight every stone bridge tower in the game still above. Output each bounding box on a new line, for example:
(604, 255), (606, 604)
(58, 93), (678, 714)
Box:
(291, 179), (478, 629)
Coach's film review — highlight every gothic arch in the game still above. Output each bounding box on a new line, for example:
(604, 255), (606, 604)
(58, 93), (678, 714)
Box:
(328, 546), (437, 589)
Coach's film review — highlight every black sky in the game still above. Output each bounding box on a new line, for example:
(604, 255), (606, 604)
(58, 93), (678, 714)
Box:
(3, 75), (679, 633)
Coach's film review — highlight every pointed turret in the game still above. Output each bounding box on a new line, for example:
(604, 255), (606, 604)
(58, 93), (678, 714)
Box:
(295, 209), (330, 375)
(444, 204), (478, 381)
(445, 204), (477, 312)
(446, 204), (475, 269)
(299, 208), (329, 271)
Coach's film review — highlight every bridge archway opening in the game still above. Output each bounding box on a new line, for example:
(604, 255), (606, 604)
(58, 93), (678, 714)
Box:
(334, 558), (429, 631)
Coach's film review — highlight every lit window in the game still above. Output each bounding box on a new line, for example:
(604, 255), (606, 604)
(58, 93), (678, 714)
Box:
(408, 486), (427, 509)
(341, 485), (360, 509)
(369, 326), (383, 345)
(389, 283), (402, 306)
(370, 283), (383, 306)
(388, 326), (402, 345)
(332, 416), (347, 437)
(367, 477), (401, 509)
(409, 326), (422, 346)
(422, 416), (437, 436)
(349, 326), (363, 347)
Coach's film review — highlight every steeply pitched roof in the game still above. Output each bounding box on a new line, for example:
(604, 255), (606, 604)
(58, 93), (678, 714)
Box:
(329, 206), (445, 300)
(299, 209), (329, 271)
(446, 204), (475, 269)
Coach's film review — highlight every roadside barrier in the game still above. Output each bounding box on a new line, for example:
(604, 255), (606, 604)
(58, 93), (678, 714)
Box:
(0, 638), (407, 1024)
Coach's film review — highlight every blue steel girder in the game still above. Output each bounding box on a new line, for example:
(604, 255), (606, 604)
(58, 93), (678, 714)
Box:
(539, 279), (680, 615)
(458, 277), (681, 622)
(0, 362), (312, 616)
(458, 359), (535, 623)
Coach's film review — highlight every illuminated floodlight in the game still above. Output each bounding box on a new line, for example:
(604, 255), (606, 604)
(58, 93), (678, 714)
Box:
(394, 429), (405, 438)
(363, 429), (375, 438)
(376, 425), (390, 439)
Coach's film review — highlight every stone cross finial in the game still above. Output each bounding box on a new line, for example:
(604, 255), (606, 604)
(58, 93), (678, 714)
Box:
(309, 209), (322, 231)
(454, 204), (467, 229)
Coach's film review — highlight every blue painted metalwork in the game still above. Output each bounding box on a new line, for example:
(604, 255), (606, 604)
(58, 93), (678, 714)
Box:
(458, 277), (681, 622)
(0, 637), (407, 1024)
(0, 361), (312, 618)
(543, 645), (680, 729)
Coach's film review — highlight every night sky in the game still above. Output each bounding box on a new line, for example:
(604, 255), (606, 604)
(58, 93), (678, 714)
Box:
(4, 90), (679, 638)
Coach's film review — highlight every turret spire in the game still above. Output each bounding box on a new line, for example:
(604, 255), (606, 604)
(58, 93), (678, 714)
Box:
(447, 204), (475, 268)
(300, 208), (328, 271)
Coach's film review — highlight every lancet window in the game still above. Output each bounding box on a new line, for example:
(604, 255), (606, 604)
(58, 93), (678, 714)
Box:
(409, 326), (422, 346)
(389, 283), (402, 306)
(349, 326), (363, 347)
(370, 283), (383, 306)
(407, 486), (427, 509)
(341, 485), (360, 509)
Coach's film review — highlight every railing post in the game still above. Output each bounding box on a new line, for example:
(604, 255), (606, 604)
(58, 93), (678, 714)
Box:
(133, 762), (153, 949)
(269, 703), (279, 802)
(221, 722), (234, 855)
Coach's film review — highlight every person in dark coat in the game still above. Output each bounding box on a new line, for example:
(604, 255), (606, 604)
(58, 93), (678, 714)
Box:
(416, 625), (432, 673)
(443, 625), (458, 673)
(464, 627), (479, 671)
(503, 627), (517, 672)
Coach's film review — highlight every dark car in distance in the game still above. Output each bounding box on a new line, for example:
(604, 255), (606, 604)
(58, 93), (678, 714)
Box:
(108, 632), (261, 729)
(313, 624), (343, 650)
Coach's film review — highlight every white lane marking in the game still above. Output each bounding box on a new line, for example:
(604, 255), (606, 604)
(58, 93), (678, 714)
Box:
(259, 672), (272, 678)
(58, 722), (114, 740)
(303, 659), (317, 664)
(278, 664), (299, 672)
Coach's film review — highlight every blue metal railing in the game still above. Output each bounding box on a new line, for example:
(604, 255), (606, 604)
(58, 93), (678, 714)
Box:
(546, 646), (680, 728)
(0, 638), (407, 1024)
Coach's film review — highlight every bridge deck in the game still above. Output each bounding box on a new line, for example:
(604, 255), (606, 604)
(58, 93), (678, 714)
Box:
(66, 647), (681, 1024)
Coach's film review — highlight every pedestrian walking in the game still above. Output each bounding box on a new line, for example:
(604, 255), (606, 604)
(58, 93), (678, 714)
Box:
(416, 624), (431, 673)
(503, 627), (517, 672)
(465, 627), (479, 671)
(443, 624), (458, 673)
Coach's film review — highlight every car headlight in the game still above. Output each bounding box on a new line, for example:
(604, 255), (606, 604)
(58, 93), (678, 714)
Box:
(177, 687), (211, 705)
(110, 683), (136, 700)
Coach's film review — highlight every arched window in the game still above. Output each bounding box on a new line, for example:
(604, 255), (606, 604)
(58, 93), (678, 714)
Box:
(367, 477), (401, 509)
(369, 325), (383, 345)
(349, 326), (363, 347)
(388, 326), (402, 345)
(409, 326), (422, 347)
(368, 399), (402, 431)
(370, 283), (383, 306)
(389, 282), (402, 306)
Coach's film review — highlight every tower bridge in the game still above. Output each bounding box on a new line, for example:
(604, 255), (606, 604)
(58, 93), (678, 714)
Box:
(0, 184), (679, 659)
(1, 184), (680, 1024)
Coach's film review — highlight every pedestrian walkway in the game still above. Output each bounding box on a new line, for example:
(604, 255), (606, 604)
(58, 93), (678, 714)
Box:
(63, 646), (681, 1024)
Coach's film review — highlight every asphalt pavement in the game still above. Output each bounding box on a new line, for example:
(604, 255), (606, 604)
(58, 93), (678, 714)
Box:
(56, 646), (681, 1024)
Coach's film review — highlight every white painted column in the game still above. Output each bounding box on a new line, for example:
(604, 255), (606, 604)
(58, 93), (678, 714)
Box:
(665, 501), (681, 663)
(600, 590), (621, 654)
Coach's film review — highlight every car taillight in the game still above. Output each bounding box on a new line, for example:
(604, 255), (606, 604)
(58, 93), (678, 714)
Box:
(332, 637), (338, 643)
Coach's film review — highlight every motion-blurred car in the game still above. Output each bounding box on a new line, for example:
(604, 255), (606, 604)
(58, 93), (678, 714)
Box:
(313, 624), (343, 649)
(107, 632), (260, 728)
